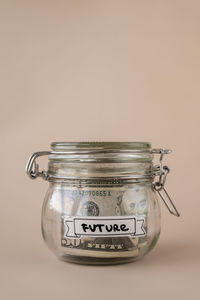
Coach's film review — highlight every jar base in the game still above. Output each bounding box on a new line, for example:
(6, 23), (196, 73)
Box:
(58, 254), (139, 265)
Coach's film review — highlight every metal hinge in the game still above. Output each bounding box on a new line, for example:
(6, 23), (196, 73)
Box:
(26, 151), (50, 180)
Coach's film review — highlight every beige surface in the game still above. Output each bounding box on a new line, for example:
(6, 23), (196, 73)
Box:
(0, 0), (200, 299)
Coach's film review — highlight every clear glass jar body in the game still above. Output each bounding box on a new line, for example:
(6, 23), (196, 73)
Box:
(41, 178), (161, 265)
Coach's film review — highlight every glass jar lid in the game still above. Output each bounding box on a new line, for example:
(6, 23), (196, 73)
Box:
(49, 142), (153, 164)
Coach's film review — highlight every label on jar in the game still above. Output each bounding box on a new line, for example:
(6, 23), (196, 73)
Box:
(63, 216), (146, 238)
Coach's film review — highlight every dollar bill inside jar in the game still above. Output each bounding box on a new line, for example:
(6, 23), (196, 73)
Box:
(60, 183), (149, 261)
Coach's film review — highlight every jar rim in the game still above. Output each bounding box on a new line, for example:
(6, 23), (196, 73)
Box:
(51, 142), (151, 153)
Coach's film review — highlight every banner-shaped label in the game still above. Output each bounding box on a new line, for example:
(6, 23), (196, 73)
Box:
(63, 216), (146, 238)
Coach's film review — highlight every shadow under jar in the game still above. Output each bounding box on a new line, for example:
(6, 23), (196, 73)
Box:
(26, 142), (180, 265)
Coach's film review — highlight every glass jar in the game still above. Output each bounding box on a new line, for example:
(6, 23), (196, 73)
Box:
(26, 142), (180, 265)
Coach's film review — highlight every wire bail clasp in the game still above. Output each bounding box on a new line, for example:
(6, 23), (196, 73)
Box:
(26, 151), (51, 180)
(152, 149), (180, 217)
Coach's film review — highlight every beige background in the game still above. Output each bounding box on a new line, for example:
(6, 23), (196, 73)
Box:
(0, 0), (200, 299)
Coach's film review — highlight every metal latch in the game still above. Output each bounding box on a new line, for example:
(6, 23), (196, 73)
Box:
(152, 149), (180, 217)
